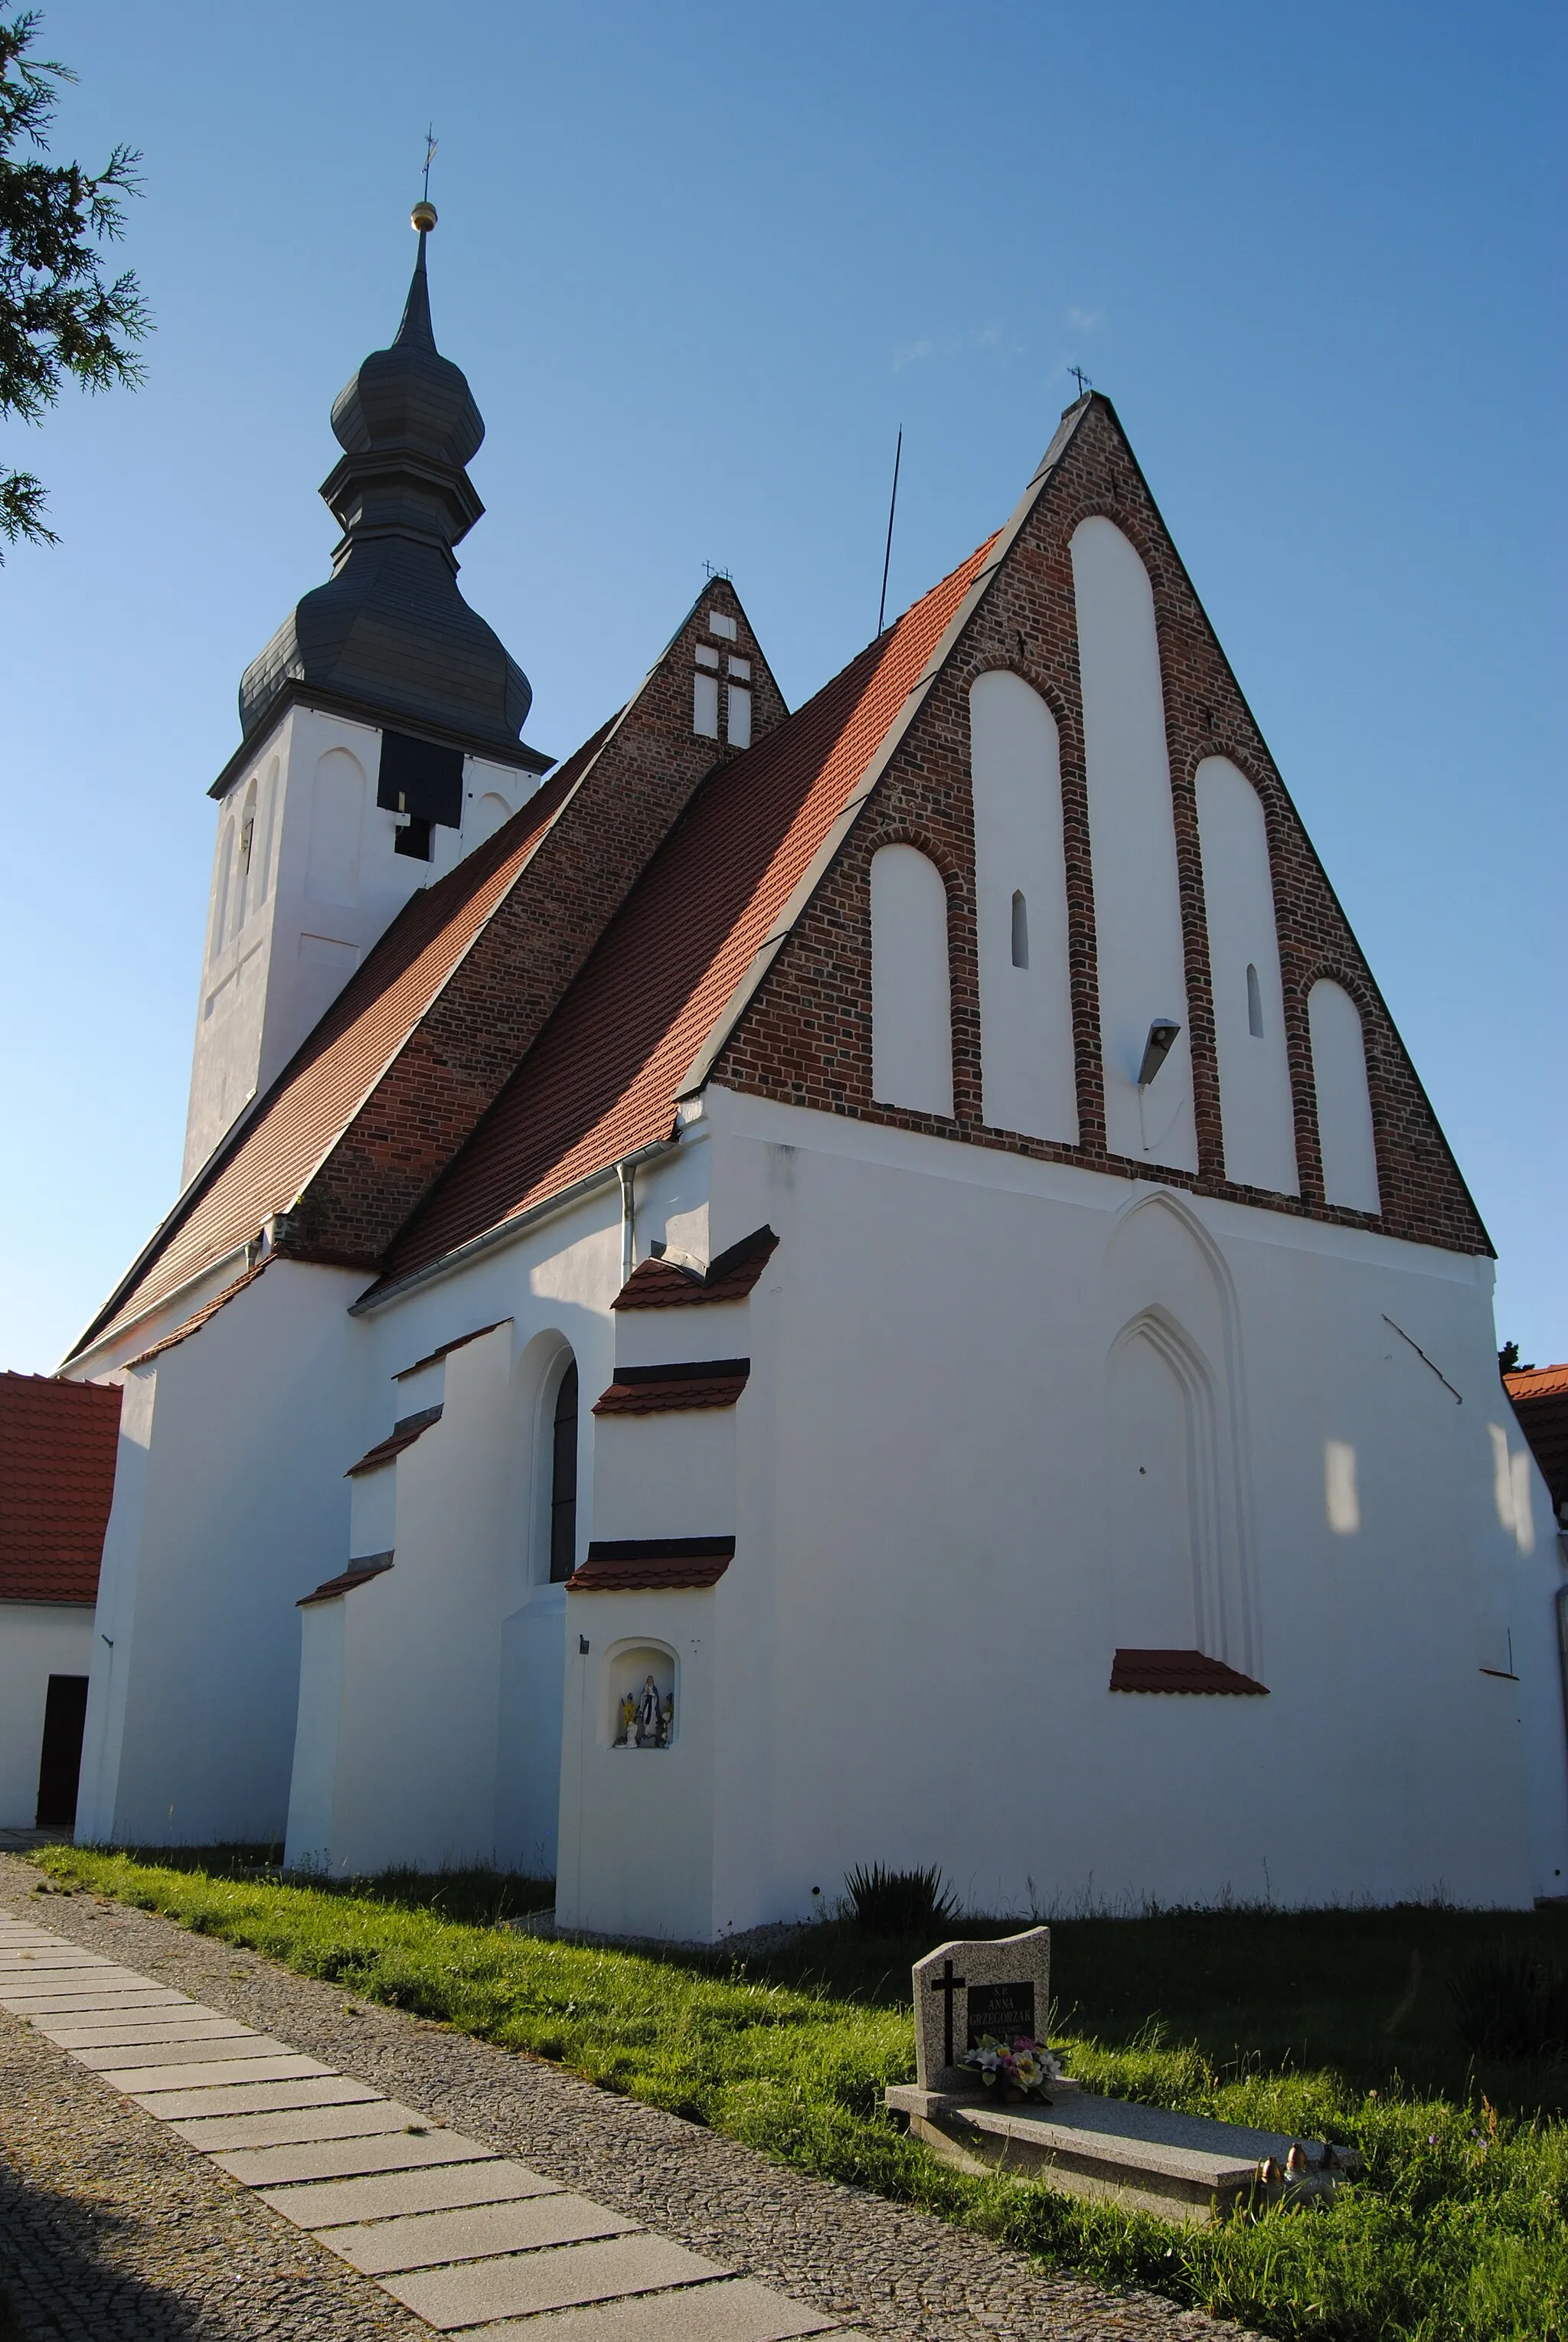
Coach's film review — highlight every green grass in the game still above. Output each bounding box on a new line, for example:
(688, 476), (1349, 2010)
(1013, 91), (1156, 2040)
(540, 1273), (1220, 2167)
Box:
(28, 1845), (1568, 2341)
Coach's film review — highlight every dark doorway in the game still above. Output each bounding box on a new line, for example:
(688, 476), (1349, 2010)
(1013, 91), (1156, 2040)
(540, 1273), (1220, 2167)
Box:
(549, 1359), (579, 1583)
(34, 1675), (89, 1828)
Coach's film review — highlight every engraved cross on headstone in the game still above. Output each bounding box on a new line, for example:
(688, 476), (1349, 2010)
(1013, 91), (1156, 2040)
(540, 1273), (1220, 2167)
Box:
(929, 1956), (966, 2069)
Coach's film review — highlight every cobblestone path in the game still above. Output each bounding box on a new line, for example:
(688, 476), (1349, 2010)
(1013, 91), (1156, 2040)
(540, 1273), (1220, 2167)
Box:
(0, 1857), (1246, 2340)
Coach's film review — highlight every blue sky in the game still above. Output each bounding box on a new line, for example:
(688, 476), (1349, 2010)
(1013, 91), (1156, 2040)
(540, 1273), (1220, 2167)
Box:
(2, 0), (1563, 1371)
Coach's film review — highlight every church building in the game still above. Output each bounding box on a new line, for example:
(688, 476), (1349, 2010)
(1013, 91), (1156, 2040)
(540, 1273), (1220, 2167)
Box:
(57, 211), (1566, 1935)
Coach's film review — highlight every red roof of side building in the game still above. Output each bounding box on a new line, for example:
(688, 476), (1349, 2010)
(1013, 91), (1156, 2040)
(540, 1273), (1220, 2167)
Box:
(1505, 1364), (1568, 1511)
(378, 539), (999, 1287)
(0, 1374), (122, 1604)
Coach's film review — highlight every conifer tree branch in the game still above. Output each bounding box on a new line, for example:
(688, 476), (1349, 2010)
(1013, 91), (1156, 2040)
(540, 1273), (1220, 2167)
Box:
(0, 8), (149, 554)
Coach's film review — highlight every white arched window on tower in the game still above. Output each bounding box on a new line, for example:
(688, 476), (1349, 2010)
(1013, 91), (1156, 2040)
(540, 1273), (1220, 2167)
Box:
(305, 748), (365, 907)
(211, 819), (236, 960)
(253, 756), (280, 910)
(1195, 756), (1298, 1193)
(1071, 517), (1196, 1171)
(969, 671), (1078, 1144)
(1308, 979), (1380, 1213)
(233, 779), (258, 936)
(871, 844), (953, 1116)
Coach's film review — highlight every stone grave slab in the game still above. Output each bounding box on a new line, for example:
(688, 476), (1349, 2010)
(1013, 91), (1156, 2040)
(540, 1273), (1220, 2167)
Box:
(893, 1926), (1356, 2223)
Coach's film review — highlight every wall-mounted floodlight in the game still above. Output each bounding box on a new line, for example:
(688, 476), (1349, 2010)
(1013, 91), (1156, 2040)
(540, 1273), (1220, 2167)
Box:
(1137, 1018), (1181, 1088)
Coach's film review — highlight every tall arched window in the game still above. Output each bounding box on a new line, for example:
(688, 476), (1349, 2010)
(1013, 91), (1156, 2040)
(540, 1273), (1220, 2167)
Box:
(1194, 756), (1297, 1194)
(305, 747), (365, 907)
(1071, 517), (1195, 1171)
(969, 671), (1076, 1143)
(871, 844), (953, 1115)
(211, 819), (235, 960)
(548, 1358), (579, 1583)
(233, 779), (258, 936)
(1308, 980), (1380, 1213)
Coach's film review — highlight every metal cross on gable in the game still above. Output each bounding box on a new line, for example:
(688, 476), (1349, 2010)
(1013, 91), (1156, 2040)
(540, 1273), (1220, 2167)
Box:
(929, 1955), (966, 2068)
(1068, 364), (1093, 399)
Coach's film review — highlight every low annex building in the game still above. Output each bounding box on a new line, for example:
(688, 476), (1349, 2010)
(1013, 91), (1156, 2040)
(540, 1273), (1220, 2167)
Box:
(0, 1374), (121, 1831)
(53, 211), (1566, 1933)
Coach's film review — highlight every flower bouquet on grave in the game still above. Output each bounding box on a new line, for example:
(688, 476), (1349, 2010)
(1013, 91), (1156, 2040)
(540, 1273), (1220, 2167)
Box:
(958, 2034), (1063, 2105)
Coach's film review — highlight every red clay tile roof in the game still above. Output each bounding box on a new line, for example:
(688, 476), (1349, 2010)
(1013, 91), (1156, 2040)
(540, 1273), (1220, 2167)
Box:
(393, 1321), (508, 1380)
(345, 1406), (442, 1478)
(122, 1262), (270, 1370)
(1506, 1364), (1568, 1510)
(612, 1228), (779, 1311)
(299, 1556), (394, 1607)
(72, 735), (613, 1363)
(0, 1374), (122, 1605)
(569, 1537), (735, 1591)
(593, 1360), (750, 1415)
(1109, 1649), (1269, 1695)
(381, 541), (999, 1286)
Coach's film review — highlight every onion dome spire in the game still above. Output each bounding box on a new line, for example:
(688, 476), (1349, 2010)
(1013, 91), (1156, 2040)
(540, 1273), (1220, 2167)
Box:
(239, 204), (532, 751)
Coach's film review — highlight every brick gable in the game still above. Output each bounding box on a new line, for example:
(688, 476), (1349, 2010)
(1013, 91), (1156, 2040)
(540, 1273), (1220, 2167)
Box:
(711, 395), (1488, 1257)
(274, 580), (786, 1269)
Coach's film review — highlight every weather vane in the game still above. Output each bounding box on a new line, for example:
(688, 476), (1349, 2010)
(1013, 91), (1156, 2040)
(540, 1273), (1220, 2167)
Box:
(413, 126), (438, 234)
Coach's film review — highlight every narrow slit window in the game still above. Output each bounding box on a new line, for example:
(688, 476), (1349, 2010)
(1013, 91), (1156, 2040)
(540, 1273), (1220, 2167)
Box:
(549, 1360), (579, 1583)
(1246, 962), (1263, 1037)
(726, 684), (752, 749)
(1011, 890), (1030, 969)
(694, 671), (720, 737)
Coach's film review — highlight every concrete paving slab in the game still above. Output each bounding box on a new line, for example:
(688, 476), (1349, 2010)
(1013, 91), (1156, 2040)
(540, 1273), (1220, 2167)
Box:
(385, 2235), (730, 2328)
(216, 2128), (499, 2187)
(37, 2014), (249, 2048)
(470, 2282), (841, 2340)
(0, 1961), (117, 1981)
(259, 2161), (564, 2229)
(74, 2030), (274, 2070)
(109, 2052), (331, 2093)
(0, 1965), (147, 1991)
(0, 1948), (109, 1966)
(141, 2076), (384, 2119)
(0, 1995), (192, 2014)
(170, 2100), (424, 2152)
(318, 2193), (639, 2275)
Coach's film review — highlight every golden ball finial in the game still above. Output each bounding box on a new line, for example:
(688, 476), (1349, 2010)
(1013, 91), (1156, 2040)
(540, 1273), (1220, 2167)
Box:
(411, 199), (437, 233)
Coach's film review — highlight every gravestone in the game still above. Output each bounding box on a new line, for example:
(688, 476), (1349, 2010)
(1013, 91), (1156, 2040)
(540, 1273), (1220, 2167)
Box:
(913, 1926), (1052, 2095)
(894, 1924), (1358, 2222)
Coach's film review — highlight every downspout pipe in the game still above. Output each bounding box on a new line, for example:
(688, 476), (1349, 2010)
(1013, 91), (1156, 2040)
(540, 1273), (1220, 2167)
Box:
(617, 1158), (636, 1288)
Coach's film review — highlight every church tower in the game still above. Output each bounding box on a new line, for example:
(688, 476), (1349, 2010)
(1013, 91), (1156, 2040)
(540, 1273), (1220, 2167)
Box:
(181, 205), (550, 1184)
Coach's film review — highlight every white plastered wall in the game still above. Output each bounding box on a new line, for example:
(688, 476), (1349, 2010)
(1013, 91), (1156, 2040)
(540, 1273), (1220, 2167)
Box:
(184, 710), (539, 1184)
(282, 1185), (643, 1881)
(1195, 756), (1298, 1194)
(1071, 517), (1197, 1172)
(676, 1084), (1566, 1932)
(970, 671), (1078, 1144)
(0, 1605), (94, 1829)
(74, 1259), (370, 1847)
